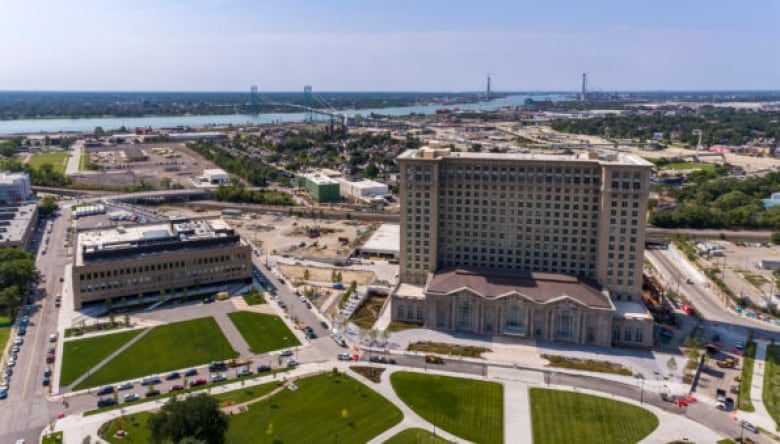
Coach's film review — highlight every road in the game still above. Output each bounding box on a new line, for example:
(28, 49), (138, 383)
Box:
(0, 207), (72, 444)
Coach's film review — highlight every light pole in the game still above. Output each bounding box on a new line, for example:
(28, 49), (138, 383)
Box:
(640, 379), (644, 405)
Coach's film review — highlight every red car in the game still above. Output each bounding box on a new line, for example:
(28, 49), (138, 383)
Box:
(189, 378), (207, 387)
(170, 384), (185, 391)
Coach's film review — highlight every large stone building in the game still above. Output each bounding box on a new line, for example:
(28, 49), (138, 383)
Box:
(391, 147), (654, 347)
(72, 218), (252, 308)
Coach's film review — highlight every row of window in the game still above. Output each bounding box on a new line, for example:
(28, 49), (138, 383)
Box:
(79, 254), (243, 281)
(613, 326), (645, 343)
(80, 264), (248, 293)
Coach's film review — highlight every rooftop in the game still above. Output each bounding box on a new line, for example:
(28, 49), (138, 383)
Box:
(301, 172), (339, 186)
(360, 224), (400, 255)
(613, 301), (653, 320)
(398, 147), (653, 167)
(426, 268), (613, 310)
(0, 203), (37, 246)
(75, 218), (240, 266)
(0, 171), (29, 184)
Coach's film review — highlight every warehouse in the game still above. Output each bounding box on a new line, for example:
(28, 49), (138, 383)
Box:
(203, 168), (230, 185)
(337, 178), (390, 203)
(72, 218), (252, 308)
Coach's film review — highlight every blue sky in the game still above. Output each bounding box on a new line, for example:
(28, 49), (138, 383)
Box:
(0, 0), (778, 91)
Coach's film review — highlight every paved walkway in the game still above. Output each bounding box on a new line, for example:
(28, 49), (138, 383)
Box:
(64, 142), (82, 176)
(64, 328), (152, 392)
(212, 311), (252, 358)
(739, 340), (778, 432)
(503, 380), (532, 443)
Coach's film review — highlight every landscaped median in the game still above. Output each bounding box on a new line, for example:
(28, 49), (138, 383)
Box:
(530, 388), (659, 444)
(390, 371), (504, 444)
(74, 317), (237, 390)
(738, 340), (757, 412)
(764, 343), (780, 430)
(541, 354), (633, 376)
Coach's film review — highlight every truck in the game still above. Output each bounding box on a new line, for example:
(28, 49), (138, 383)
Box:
(716, 388), (727, 410)
(717, 357), (738, 368)
(216, 291), (230, 301)
(225, 358), (252, 368)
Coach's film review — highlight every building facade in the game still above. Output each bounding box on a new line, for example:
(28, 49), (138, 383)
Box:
(297, 173), (341, 203)
(0, 171), (32, 204)
(0, 203), (38, 249)
(72, 218), (252, 308)
(392, 147), (654, 347)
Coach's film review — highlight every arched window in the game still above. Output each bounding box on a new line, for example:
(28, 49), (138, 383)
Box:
(407, 305), (415, 319)
(457, 301), (473, 330)
(504, 305), (524, 333)
(557, 310), (573, 338)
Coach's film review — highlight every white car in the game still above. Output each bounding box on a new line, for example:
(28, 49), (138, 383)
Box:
(116, 382), (133, 391)
(337, 353), (352, 361)
(48, 334), (57, 343)
(13, 337), (22, 346)
(124, 393), (140, 402)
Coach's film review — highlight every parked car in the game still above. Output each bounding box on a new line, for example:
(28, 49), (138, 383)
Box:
(736, 341), (745, 351)
(280, 349), (293, 357)
(236, 368), (252, 377)
(211, 373), (227, 383)
(165, 372), (181, 380)
(0, 388), (7, 399)
(97, 397), (115, 408)
(43, 368), (52, 378)
(145, 389), (161, 397)
(42, 377), (50, 386)
(170, 384), (185, 392)
(208, 361), (228, 372)
(48, 333), (57, 343)
(96, 385), (114, 396)
(13, 337), (22, 346)
(337, 353), (352, 361)
(184, 368), (198, 377)
(425, 355), (444, 364)
(189, 378), (208, 387)
(286, 359), (299, 368)
(124, 393), (140, 402)
(257, 365), (271, 373)
(141, 376), (161, 386)
(116, 382), (133, 391)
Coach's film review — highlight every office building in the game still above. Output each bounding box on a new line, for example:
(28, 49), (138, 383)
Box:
(296, 172), (340, 203)
(0, 203), (38, 249)
(0, 171), (32, 204)
(392, 147), (654, 347)
(338, 178), (390, 203)
(72, 218), (252, 308)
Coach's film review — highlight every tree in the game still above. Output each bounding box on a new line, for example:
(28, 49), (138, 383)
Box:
(148, 394), (228, 444)
(303, 269), (310, 281)
(160, 177), (172, 190)
(365, 163), (379, 178)
(771, 232), (780, 245)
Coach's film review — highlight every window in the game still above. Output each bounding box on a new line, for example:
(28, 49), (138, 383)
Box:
(557, 310), (573, 338)
(624, 328), (631, 342)
(505, 305), (524, 333)
(636, 328), (643, 343)
(456, 301), (474, 330)
(416, 307), (424, 321)
(397, 305), (405, 319)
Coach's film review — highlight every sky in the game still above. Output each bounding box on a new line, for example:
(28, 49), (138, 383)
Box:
(0, 0), (778, 92)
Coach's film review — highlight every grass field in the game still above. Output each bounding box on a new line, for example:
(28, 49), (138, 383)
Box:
(226, 373), (402, 444)
(384, 428), (452, 444)
(390, 372), (504, 444)
(739, 341), (757, 412)
(530, 388), (658, 444)
(241, 289), (265, 305)
(28, 152), (70, 174)
(764, 344), (780, 429)
(60, 329), (145, 386)
(213, 381), (279, 405)
(542, 354), (633, 376)
(661, 162), (716, 171)
(0, 327), (10, 358)
(41, 431), (63, 444)
(98, 412), (153, 444)
(408, 341), (490, 358)
(226, 311), (300, 354)
(75, 317), (237, 390)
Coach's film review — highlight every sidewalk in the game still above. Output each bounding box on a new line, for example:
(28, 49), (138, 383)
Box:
(739, 340), (777, 432)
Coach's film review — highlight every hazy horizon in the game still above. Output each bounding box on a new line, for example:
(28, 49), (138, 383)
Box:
(1, 0), (779, 91)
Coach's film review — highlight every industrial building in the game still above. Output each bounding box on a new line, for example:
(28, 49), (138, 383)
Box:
(337, 178), (390, 203)
(0, 203), (38, 249)
(357, 224), (400, 260)
(296, 172), (341, 203)
(392, 147), (654, 347)
(0, 171), (32, 204)
(203, 168), (230, 185)
(72, 218), (252, 308)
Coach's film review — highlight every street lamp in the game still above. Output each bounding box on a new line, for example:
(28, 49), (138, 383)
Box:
(640, 379), (644, 405)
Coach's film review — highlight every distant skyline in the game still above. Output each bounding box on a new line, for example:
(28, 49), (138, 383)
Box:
(1, 0), (778, 92)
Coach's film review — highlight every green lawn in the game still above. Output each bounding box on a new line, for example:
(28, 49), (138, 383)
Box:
(41, 431), (63, 444)
(75, 317), (237, 390)
(29, 152), (70, 174)
(739, 341), (757, 412)
(0, 327), (10, 359)
(98, 412), (153, 444)
(227, 311), (300, 354)
(764, 344), (780, 429)
(60, 329), (145, 386)
(226, 373), (402, 444)
(213, 381), (279, 405)
(390, 372), (504, 444)
(530, 388), (659, 444)
(241, 289), (266, 305)
(384, 428), (452, 444)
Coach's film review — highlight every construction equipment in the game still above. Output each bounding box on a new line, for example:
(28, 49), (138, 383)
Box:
(717, 357), (738, 369)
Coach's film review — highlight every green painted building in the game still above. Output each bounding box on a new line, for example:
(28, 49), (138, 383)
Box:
(297, 173), (341, 203)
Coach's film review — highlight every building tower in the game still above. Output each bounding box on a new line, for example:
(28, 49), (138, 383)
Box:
(249, 85), (259, 114)
(580, 73), (587, 102)
(486, 74), (492, 100)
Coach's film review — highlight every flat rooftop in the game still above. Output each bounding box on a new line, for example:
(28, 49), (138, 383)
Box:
(360, 224), (400, 255)
(426, 268), (613, 310)
(302, 173), (339, 185)
(0, 203), (36, 246)
(613, 301), (653, 320)
(398, 147), (653, 167)
(75, 218), (240, 266)
(395, 283), (426, 300)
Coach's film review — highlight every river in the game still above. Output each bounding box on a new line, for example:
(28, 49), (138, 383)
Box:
(0, 93), (571, 135)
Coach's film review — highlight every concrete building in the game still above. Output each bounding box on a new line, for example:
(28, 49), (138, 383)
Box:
(203, 168), (230, 185)
(0, 203), (38, 249)
(297, 172), (340, 203)
(392, 147), (654, 347)
(338, 178), (390, 203)
(357, 224), (400, 260)
(0, 171), (32, 204)
(72, 218), (252, 308)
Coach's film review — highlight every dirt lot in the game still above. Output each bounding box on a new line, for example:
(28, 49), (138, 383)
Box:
(278, 263), (375, 285)
(78, 142), (219, 189)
